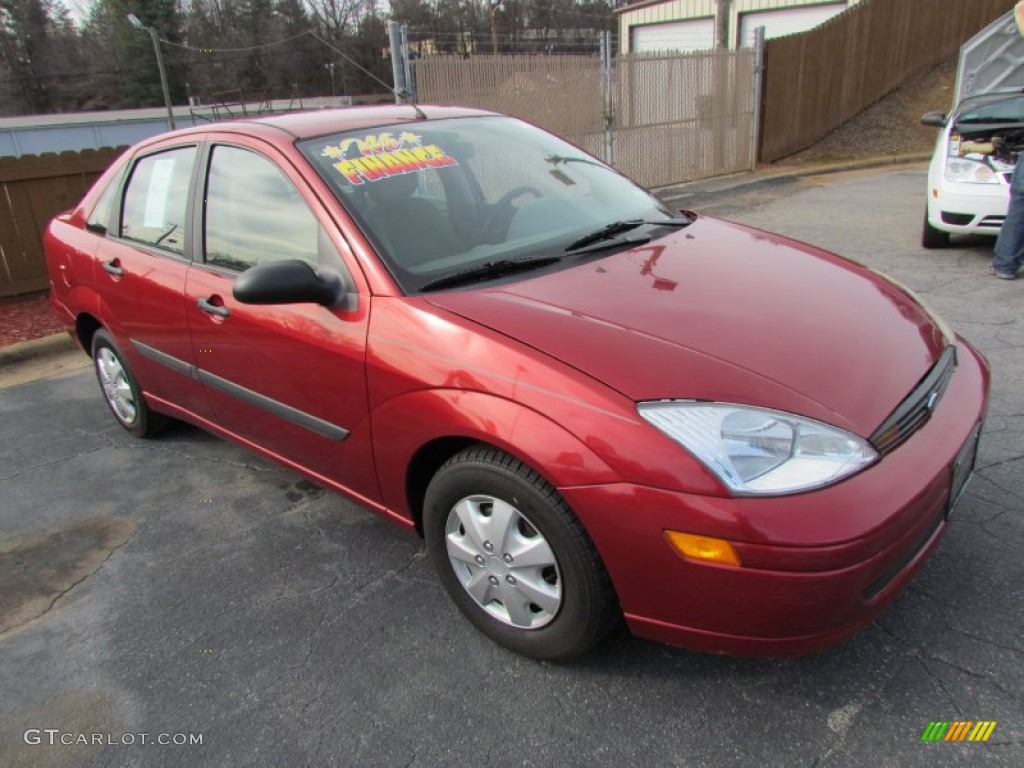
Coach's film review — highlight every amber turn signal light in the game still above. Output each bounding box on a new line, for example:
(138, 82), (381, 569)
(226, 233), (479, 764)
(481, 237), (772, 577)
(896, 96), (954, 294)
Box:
(665, 531), (742, 567)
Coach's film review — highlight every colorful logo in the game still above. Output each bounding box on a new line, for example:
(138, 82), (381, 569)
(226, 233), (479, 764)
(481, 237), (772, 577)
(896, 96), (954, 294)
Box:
(920, 721), (997, 742)
(320, 131), (457, 186)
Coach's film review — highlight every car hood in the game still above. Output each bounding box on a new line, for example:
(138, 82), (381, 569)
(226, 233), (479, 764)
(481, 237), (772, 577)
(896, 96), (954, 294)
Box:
(424, 217), (947, 437)
(954, 10), (1024, 106)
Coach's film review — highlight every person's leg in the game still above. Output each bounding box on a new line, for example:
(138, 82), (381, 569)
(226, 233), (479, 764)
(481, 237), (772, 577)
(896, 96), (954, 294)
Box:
(992, 155), (1024, 276)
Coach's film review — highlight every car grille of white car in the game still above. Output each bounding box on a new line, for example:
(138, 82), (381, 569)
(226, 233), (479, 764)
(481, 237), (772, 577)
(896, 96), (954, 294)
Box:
(979, 215), (1006, 228)
(870, 346), (957, 456)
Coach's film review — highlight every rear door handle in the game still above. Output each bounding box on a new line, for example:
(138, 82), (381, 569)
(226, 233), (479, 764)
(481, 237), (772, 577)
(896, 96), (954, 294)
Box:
(197, 297), (230, 318)
(102, 260), (124, 277)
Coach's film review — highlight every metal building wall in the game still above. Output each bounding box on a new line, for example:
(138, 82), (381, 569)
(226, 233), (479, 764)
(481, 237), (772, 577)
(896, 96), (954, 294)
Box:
(618, 0), (861, 53)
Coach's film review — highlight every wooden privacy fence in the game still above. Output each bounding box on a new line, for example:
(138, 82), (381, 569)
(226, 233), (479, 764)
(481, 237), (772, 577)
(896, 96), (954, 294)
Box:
(760, 0), (1012, 163)
(0, 147), (123, 298)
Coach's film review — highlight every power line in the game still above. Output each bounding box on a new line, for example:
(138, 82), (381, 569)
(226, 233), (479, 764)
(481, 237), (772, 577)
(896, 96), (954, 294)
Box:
(153, 29), (395, 93)
(158, 29), (313, 53)
(307, 33), (397, 96)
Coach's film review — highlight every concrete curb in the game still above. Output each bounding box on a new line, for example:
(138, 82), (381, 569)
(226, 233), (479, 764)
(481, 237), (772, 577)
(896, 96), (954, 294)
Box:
(0, 332), (78, 366)
(656, 152), (932, 204)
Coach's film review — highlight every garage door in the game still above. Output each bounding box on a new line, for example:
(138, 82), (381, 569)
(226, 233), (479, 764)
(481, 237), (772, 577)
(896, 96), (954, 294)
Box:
(738, 3), (847, 48)
(631, 18), (715, 54)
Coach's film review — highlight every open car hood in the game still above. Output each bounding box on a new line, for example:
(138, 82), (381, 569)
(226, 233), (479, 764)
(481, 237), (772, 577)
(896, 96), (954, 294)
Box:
(955, 10), (1024, 107)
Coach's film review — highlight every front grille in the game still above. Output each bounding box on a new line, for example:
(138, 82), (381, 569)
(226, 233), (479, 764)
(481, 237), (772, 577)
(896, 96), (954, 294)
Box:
(979, 215), (1006, 228)
(870, 346), (957, 456)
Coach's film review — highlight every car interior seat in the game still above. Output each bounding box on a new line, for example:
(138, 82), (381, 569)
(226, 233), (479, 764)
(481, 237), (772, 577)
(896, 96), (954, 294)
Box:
(362, 173), (462, 268)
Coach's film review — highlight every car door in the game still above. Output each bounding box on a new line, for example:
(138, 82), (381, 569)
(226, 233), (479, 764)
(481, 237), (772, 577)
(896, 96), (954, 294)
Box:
(95, 142), (212, 417)
(183, 139), (379, 501)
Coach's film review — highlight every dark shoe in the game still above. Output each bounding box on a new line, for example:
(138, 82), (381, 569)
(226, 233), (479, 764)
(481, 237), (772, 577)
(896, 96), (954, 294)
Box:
(988, 265), (1017, 279)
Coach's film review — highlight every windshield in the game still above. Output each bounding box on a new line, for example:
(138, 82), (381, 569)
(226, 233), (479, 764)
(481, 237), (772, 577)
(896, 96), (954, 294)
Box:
(298, 116), (678, 292)
(957, 94), (1024, 123)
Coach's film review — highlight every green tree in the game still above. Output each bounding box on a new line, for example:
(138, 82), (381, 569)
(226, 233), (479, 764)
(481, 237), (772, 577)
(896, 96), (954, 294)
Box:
(0, 0), (54, 113)
(85, 0), (187, 109)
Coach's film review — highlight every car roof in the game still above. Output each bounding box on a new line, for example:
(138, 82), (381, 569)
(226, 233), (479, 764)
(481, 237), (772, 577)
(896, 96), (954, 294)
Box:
(148, 104), (500, 147)
(254, 104), (498, 138)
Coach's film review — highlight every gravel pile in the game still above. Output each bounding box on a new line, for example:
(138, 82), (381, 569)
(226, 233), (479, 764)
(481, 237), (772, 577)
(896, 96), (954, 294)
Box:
(783, 57), (956, 165)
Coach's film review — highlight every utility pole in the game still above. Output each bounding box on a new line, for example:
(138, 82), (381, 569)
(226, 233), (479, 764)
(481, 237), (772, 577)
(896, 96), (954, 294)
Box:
(388, 21), (407, 102)
(489, 1), (504, 55)
(715, 0), (731, 50)
(127, 13), (176, 130)
(325, 62), (336, 97)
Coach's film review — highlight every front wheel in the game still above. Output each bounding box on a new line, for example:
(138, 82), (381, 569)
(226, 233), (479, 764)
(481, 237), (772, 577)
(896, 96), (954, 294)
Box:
(424, 446), (618, 660)
(91, 329), (165, 438)
(922, 208), (950, 249)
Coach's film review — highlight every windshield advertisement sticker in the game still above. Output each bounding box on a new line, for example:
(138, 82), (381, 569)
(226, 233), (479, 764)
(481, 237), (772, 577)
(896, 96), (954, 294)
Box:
(321, 132), (457, 186)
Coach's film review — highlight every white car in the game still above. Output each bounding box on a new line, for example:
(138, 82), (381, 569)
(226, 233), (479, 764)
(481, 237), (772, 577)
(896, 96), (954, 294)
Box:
(922, 93), (1020, 249)
(921, 8), (1024, 249)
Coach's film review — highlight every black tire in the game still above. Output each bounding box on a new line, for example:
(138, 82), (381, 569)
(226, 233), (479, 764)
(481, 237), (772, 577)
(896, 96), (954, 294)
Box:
(922, 208), (950, 249)
(91, 329), (165, 438)
(424, 445), (618, 660)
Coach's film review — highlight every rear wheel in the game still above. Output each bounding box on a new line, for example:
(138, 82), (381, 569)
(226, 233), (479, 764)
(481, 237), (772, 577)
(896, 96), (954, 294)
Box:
(922, 208), (950, 249)
(91, 329), (165, 438)
(423, 446), (618, 660)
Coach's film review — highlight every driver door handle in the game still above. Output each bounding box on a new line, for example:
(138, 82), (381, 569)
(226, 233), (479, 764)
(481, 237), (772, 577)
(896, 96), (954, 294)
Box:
(102, 259), (124, 277)
(197, 297), (230, 318)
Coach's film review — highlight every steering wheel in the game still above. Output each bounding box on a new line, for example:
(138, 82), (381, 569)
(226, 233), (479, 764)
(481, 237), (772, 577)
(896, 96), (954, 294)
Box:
(482, 186), (543, 241)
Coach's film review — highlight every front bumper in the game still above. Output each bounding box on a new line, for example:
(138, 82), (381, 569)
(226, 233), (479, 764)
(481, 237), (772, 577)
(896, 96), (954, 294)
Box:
(927, 179), (1009, 235)
(561, 339), (990, 656)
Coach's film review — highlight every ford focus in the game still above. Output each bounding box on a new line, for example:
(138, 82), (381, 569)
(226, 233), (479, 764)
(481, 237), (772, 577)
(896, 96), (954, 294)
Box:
(46, 106), (989, 660)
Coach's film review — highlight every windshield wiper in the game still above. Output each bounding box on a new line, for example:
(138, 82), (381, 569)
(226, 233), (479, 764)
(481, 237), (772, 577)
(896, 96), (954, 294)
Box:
(565, 218), (691, 253)
(419, 256), (561, 292)
(545, 154), (607, 169)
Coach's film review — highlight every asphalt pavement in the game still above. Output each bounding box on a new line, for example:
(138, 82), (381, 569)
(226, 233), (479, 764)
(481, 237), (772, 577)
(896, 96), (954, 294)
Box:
(1, 163), (1021, 767)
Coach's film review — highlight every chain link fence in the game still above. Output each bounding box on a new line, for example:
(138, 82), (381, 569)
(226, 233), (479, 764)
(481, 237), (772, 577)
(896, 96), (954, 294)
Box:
(616, 49), (756, 188)
(413, 48), (757, 189)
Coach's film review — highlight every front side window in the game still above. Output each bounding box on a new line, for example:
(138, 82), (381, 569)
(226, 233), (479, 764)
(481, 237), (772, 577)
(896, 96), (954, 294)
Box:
(203, 145), (319, 272)
(299, 116), (678, 293)
(121, 146), (196, 255)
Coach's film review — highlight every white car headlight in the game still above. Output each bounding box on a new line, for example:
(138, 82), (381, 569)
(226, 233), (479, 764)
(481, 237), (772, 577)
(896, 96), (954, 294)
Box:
(637, 402), (878, 495)
(945, 157), (997, 184)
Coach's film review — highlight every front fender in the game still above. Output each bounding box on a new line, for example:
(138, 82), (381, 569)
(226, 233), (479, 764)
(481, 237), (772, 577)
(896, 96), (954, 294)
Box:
(371, 389), (620, 522)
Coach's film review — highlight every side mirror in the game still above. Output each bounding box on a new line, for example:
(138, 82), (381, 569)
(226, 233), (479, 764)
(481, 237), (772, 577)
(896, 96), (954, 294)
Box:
(233, 260), (341, 306)
(920, 111), (947, 128)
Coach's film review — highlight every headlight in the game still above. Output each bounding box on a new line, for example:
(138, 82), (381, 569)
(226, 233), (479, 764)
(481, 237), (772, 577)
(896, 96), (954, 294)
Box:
(637, 402), (878, 495)
(945, 157), (997, 183)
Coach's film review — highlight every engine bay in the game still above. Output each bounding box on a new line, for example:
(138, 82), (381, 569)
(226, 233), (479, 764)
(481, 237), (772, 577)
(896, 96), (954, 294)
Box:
(952, 125), (1024, 171)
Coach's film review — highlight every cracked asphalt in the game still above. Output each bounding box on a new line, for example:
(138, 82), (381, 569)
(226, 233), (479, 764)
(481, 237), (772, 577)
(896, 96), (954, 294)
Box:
(1, 166), (1021, 767)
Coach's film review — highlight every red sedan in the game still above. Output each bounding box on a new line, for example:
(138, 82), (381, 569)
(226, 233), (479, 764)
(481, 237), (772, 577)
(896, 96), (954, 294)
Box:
(45, 106), (989, 659)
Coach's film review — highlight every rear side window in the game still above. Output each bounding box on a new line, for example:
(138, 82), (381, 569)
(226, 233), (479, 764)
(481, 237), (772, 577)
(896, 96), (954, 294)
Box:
(203, 145), (319, 271)
(86, 172), (121, 233)
(120, 146), (196, 255)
